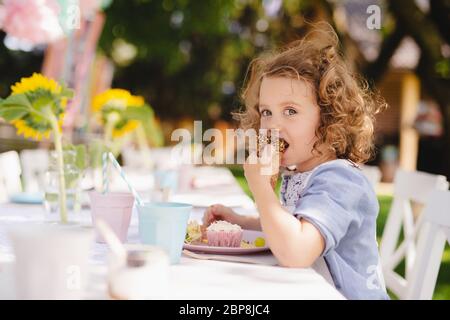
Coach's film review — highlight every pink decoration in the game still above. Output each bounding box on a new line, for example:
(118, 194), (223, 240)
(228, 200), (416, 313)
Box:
(0, 6), (4, 29)
(0, 0), (63, 45)
(79, 0), (102, 18)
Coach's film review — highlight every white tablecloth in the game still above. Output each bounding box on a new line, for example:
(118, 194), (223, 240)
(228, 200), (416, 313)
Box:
(0, 166), (344, 300)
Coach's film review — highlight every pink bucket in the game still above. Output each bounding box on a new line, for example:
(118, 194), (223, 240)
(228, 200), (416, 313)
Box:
(89, 191), (135, 243)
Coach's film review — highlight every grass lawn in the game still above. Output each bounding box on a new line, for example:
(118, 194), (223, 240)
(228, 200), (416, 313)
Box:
(227, 165), (450, 300)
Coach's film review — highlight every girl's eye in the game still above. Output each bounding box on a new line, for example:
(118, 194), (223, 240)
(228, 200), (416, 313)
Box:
(260, 109), (272, 117)
(284, 108), (297, 116)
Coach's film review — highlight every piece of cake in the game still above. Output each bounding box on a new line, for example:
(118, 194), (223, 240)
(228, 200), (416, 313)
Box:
(206, 220), (243, 247)
(257, 131), (288, 189)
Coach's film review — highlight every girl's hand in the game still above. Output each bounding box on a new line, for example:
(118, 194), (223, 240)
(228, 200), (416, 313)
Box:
(243, 144), (279, 195)
(202, 204), (243, 228)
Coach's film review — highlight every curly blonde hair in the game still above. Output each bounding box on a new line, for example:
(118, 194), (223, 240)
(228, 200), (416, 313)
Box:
(234, 25), (386, 164)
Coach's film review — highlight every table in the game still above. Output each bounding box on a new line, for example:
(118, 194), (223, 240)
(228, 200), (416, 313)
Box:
(0, 166), (344, 300)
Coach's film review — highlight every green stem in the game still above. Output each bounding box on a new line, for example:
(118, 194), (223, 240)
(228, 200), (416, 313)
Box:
(104, 114), (121, 156)
(104, 118), (115, 146)
(48, 112), (68, 223)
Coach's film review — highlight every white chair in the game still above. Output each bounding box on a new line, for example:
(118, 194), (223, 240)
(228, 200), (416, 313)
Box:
(19, 149), (49, 193)
(379, 169), (448, 298)
(360, 164), (382, 189)
(401, 190), (450, 299)
(0, 151), (23, 202)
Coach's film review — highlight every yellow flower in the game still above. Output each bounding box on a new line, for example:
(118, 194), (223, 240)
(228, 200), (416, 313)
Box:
(92, 88), (145, 138)
(128, 95), (145, 107)
(11, 73), (62, 95)
(3, 73), (69, 141)
(93, 89), (128, 112)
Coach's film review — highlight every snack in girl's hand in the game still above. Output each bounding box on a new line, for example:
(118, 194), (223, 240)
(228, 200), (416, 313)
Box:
(257, 131), (289, 189)
(206, 220), (243, 247)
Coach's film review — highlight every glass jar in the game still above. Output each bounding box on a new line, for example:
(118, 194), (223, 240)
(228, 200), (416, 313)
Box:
(43, 150), (82, 221)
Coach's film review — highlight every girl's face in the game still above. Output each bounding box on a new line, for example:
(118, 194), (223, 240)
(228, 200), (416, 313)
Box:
(258, 76), (330, 171)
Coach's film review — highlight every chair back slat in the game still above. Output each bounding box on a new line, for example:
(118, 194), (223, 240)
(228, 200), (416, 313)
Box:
(380, 170), (449, 299)
(406, 191), (450, 299)
(0, 151), (22, 198)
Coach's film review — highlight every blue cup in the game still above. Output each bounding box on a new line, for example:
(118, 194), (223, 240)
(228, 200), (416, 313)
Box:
(137, 202), (192, 264)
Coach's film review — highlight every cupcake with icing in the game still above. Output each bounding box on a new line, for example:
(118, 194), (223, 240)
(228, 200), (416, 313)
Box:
(206, 220), (243, 247)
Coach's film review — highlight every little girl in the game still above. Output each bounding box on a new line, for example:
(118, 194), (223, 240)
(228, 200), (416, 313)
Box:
(202, 26), (389, 300)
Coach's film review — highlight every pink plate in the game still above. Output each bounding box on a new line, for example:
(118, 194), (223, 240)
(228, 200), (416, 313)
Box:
(183, 230), (270, 254)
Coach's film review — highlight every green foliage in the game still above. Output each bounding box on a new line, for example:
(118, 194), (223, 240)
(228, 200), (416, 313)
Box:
(123, 104), (164, 146)
(0, 94), (32, 121)
(123, 104), (153, 122)
(435, 59), (450, 78)
(98, 0), (318, 123)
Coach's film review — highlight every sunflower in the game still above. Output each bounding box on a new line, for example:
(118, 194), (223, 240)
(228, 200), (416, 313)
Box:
(0, 73), (73, 223)
(11, 73), (63, 95)
(92, 88), (131, 113)
(92, 88), (145, 138)
(6, 73), (68, 140)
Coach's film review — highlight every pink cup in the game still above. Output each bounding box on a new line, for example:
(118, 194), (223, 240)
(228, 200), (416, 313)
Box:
(89, 191), (135, 243)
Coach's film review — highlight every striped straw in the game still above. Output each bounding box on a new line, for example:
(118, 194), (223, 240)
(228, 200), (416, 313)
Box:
(108, 152), (144, 206)
(102, 152), (109, 194)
